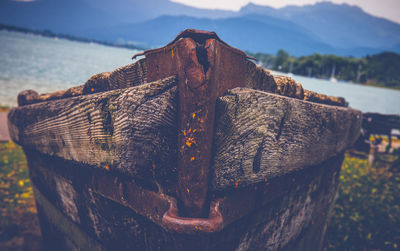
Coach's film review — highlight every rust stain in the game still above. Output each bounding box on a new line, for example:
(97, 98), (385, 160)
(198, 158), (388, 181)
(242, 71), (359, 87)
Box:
(234, 179), (240, 189)
(185, 137), (196, 147)
(142, 29), (248, 218)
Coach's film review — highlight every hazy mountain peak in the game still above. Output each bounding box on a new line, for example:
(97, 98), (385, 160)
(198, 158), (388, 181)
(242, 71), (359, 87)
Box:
(1, 0), (400, 56)
(240, 3), (275, 11)
(238, 1), (400, 51)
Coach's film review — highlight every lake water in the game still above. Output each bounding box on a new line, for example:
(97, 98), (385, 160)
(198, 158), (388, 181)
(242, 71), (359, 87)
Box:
(1, 30), (400, 115)
(0, 30), (138, 107)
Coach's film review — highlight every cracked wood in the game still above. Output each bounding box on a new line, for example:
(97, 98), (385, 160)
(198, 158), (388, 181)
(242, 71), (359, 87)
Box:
(8, 84), (361, 192)
(211, 87), (361, 191)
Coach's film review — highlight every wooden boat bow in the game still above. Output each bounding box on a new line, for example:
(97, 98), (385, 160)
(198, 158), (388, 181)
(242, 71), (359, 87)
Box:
(9, 30), (361, 246)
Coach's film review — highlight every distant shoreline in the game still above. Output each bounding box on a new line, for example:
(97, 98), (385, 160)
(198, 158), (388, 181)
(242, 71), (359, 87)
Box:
(0, 24), (147, 52)
(247, 50), (400, 91)
(270, 70), (400, 92)
(2, 23), (399, 91)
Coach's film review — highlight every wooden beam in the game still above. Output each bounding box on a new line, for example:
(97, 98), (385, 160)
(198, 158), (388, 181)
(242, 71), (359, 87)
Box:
(9, 76), (179, 192)
(211, 87), (361, 190)
(8, 82), (361, 192)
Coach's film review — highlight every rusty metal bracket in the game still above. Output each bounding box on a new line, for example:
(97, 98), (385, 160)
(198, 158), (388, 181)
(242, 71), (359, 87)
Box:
(91, 173), (256, 234)
(136, 29), (249, 218)
(91, 171), (292, 234)
(91, 174), (226, 234)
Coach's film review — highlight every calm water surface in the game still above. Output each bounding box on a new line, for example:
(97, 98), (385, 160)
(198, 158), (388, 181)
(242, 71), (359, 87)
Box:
(0, 30), (138, 107)
(1, 30), (400, 115)
(287, 74), (400, 115)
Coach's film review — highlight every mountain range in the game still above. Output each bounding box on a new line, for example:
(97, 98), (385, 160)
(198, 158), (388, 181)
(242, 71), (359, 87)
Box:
(1, 0), (399, 57)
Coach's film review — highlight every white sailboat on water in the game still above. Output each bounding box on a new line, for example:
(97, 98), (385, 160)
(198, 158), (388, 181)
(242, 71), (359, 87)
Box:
(287, 60), (294, 77)
(329, 64), (338, 82)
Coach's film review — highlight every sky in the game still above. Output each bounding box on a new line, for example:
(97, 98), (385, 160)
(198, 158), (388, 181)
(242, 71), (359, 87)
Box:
(171, 0), (400, 24)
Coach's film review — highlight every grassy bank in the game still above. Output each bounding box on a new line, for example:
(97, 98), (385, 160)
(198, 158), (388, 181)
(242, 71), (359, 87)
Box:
(324, 151), (400, 250)
(0, 106), (9, 112)
(0, 141), (41, 250)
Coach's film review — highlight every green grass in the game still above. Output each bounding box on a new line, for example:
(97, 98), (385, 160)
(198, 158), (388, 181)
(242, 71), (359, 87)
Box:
(324, 152), (400, 250)
(0, 141), (40, 250)
(0, 141), (35, 222)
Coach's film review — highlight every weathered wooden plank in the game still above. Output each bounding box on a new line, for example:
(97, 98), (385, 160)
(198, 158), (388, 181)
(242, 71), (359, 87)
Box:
(27, 151), (83, 226)
(211, 87), (361, 190)
(17, 58), (346, 109)
(82, 58), (147, 95)
(9, 76), (179, 191)
(245, 60), (277, 93)
(9, 80), (360, 191)
(244, 60), (347, 107)
(33, 186), (105, 251)
(17, 59), (147, 106)
(304, 89), (347, 107)
(28, 140), (343, 251)
(26, 150), (177, 250)
(272, 75), (305, 100)
(230, 154), (343, 251)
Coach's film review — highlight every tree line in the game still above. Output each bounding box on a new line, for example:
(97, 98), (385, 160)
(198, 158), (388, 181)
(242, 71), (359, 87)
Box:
(0, 24), (145, 51)
(249, 50), (400, 89)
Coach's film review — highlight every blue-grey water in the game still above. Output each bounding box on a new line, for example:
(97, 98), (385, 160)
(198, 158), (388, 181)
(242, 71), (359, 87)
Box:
(0, 30), (138, 107)
(1, 30), (400, 115)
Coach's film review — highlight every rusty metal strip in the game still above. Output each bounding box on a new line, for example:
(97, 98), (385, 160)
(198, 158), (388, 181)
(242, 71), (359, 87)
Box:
(91, 173), (254, 234)
(162, 198), (224, 233)
(141, 30), (248, 217)
(91, 173), (293, 234)
(91, 173), (223, 233)
(91, 175), (170, 224)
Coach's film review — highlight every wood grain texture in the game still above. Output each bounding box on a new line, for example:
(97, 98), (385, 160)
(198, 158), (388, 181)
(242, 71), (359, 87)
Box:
(17, 59), (147, 106)
(9, 76), (178, 190)
(34, 186), (105, 251)
(211, 87), (361, 191)
(245, 60), (277, 93)
(304, 89), (348, 107)
(9, 81), (361, 191)
(17, 58), (347, 109)
(27, 150), (178, 251)
(27, 143), (343, 251)
(82, 58), (147, 95)
(10, 84), (361, 193)
(244, 60), (347, 107)
(233, 154), (343, 251)
(273, 75), (304, 100)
